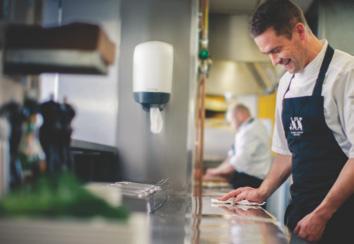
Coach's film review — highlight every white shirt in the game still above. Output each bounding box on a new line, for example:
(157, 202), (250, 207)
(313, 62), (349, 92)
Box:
(229, 118), (272, 179)
(272, 40), (354, 158)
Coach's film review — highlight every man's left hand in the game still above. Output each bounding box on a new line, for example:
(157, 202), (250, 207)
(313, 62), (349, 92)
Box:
(294, 211), (328, 242)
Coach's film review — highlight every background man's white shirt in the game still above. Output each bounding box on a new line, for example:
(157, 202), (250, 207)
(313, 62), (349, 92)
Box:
(230, 118), (272, 179)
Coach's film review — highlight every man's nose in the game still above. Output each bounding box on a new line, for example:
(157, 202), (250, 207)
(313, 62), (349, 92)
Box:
(269, 53), (278, 66)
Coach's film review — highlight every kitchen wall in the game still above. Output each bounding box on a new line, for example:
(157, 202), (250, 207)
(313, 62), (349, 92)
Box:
(0, 73), (24, 106)
(209, 14), (268, 62)
(317, 0), (354, 54)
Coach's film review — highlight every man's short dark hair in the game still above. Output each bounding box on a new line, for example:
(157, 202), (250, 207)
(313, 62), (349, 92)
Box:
(250, 0), (307, 39)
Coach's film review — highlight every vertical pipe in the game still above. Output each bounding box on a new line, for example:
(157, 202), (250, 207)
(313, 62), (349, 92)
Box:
(192, 0), (209, 243)
(194, 0), (209, 193)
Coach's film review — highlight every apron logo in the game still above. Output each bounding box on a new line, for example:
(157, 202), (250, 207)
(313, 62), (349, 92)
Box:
(289, 117), (303, 136)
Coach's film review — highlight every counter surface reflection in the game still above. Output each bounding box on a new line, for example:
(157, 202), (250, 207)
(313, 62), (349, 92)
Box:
(148, 186), (290, 244)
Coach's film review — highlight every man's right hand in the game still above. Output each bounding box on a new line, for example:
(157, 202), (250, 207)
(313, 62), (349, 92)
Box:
(218, 186), (266, 203)
(205, 168), (219, 177)
(203, 168), (226, 182)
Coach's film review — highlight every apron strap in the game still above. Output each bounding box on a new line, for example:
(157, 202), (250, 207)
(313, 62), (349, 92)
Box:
(283, 74), (295, 101)
(312, 45), (334, 96)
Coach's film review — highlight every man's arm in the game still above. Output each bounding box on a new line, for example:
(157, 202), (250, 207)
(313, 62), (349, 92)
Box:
(314, 158), (354, 220)
(294, 158), (354, 241)
(204, 156), (235, 179)
(219, 153), (292, 201)
(257, 153), (292, 199)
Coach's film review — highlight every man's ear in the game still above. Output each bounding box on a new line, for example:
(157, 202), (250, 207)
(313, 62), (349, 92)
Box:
(294, 23), (306, 40)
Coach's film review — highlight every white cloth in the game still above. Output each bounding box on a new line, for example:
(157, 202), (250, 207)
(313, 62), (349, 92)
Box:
(229, 118), (272, 179)
(272, 40), (354, 158)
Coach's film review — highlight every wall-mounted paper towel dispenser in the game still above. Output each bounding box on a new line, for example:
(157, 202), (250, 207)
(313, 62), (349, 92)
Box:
(133, 41), (174, 134)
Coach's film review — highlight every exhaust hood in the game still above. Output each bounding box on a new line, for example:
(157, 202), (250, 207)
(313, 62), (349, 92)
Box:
(3, 22), (116, 75)
(206, 60), (280, 96)
(208, 14), (283, 95)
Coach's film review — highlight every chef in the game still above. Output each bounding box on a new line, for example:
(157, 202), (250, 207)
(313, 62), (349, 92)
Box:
(204, 103), (271, 190)
(219, 1), (354, 243)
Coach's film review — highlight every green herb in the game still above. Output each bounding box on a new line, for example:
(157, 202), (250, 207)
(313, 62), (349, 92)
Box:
(0, 173), (129, 221)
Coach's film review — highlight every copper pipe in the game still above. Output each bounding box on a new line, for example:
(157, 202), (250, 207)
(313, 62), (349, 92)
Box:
(192, 74), (205, 244)
(199, 0), (209, 47)
(192, 0), (209, 243)
(194, 0), (209, 192)
(194, 73), (206, 188)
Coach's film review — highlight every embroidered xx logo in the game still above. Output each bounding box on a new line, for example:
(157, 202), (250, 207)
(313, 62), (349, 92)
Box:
(289, 117), (304, 136)
(289, 117), (303, 131)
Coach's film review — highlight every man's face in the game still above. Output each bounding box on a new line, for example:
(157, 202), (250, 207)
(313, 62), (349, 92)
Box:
(254, 26), (306, 73)
(231, 111), (243, 130)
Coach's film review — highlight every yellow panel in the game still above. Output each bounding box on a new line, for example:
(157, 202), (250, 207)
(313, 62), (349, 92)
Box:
(258, 93), (276, 153)
(258, 93), (276, 122)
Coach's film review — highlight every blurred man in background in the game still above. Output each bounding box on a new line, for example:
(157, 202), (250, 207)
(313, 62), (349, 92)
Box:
(204, 103), (272, 189)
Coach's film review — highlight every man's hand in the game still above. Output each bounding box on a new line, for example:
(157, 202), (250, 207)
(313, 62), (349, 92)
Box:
(203, 168), (228, 182)
(218, 186), (266, 203)
(294, 211), (328, 242)
(205, 168), (219, 177)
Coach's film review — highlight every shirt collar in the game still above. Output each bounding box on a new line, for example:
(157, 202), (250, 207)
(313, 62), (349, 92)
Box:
(239, 117), (254, 130)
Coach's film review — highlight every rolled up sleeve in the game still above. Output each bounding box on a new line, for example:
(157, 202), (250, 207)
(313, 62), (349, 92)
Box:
(343, 69), (354, 158)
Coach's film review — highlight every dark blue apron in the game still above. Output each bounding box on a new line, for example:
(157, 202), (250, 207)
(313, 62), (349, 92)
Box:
(282, 45), (354, 243)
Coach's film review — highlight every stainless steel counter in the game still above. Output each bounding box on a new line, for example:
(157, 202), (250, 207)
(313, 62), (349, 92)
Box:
(148, 187), (291, 244)
(0, 186), (310, 244)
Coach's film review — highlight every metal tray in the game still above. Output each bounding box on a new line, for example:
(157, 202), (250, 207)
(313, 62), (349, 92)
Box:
(109, 179), (168, 213)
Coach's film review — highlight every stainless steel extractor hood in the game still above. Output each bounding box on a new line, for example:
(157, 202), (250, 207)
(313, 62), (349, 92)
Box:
(206, 60), (280, 96)
(207, 1), (314, 95)
(208, 14), (282, 95)
(3, 22), (116, 75)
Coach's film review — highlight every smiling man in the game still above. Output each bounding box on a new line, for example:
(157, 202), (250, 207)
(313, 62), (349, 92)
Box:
(219, 0), (354, 243)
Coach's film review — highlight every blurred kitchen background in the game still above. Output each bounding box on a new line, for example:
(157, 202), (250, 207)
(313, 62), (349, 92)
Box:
(0, 0), (353, 243)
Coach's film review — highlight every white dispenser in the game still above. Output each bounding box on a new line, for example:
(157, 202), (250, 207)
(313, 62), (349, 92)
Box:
(133, 41), (174, 134)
